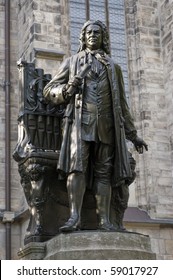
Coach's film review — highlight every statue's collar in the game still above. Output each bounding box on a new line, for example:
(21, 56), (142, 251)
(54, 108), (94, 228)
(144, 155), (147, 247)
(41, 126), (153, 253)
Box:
(84, 49), (110, 68)
(85, 48), (105, 56)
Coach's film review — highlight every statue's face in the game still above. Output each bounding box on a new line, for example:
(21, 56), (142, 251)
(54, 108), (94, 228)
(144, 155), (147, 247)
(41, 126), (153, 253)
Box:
(85, 24), (102, 50)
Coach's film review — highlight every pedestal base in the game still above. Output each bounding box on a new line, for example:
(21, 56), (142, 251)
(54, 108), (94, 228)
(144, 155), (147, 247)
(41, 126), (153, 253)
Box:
(18, 242), (45, 260)
(18, 231), (156, 260)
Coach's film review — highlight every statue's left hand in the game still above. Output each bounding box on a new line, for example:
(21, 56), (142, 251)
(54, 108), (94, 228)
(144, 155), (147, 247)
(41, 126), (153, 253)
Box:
(132, 136), (148, 154)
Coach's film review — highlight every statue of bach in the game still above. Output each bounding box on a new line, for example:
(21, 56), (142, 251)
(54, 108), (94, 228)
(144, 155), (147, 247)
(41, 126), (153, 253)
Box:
(43, 20), (148, 232)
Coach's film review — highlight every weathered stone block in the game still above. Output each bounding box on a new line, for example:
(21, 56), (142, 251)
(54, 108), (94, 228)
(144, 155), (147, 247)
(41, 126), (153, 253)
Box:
(18, 231), (156, 260)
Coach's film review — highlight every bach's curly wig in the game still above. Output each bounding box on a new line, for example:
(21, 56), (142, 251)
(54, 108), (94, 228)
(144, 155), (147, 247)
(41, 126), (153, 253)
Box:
(77, 20), (110, 54)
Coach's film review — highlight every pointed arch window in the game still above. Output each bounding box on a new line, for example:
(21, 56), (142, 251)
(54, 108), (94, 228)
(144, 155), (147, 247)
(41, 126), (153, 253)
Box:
(69, 0), (129, 101)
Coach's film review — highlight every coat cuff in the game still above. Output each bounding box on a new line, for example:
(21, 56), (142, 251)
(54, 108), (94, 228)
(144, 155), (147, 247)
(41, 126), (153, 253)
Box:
(125, 130), (137, 142)
(49, 85), (67, 105)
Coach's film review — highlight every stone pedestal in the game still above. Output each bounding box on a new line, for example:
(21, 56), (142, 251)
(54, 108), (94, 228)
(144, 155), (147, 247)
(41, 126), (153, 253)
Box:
(18, 231), (156, 260)
(18, 242), (45, 260)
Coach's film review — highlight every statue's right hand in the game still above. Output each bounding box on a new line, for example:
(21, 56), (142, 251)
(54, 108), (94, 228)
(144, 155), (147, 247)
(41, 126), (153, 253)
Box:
(68, 75), (82, 88)
(64, 76), (83, 98)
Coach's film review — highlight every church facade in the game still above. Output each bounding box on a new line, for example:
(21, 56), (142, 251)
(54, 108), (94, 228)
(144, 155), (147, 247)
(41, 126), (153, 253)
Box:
(0, 0), (173, 259)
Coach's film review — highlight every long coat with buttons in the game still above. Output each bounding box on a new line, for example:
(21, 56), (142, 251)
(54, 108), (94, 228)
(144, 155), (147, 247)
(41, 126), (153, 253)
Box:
(43, 50), (137, 186)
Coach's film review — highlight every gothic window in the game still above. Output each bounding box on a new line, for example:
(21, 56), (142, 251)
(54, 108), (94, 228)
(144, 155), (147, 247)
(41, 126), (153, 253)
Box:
(69, 0), (129, 100)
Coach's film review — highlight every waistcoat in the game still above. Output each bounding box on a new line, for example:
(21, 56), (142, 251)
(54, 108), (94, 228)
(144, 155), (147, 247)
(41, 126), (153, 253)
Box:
(82, 54), (114, 144)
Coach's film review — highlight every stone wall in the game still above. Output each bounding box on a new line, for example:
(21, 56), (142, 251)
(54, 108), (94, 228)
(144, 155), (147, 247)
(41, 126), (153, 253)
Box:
(125, 0), (173, 219)
(0, 0), (24, 260)
(17, 0), (70, 73)
(159, 0), (173, 214)
(126, 223), (173, 260)
(0, 0), (6, 212)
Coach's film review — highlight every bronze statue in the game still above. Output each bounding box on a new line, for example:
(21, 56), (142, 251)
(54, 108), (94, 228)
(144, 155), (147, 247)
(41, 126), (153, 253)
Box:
(43, 20), (148, 232)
